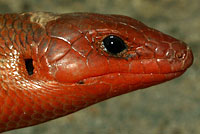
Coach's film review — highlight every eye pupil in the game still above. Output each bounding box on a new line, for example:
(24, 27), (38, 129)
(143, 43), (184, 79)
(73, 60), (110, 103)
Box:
(102, 35), (127, 55)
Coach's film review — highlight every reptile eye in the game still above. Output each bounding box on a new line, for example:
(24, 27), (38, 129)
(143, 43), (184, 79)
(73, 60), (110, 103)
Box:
(102, 35), (127, 55)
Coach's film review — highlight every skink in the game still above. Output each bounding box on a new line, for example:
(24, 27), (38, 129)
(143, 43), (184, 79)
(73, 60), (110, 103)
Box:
(0, 12), (193, 132)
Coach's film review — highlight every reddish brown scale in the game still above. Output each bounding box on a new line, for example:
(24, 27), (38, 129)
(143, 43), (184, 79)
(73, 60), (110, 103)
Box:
(0, 12), (193, 132)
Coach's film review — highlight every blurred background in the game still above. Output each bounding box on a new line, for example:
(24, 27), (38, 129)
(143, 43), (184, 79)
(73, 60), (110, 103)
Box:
(0, 0), (199, 134)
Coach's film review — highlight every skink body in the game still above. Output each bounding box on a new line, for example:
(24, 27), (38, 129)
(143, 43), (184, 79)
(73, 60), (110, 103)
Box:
(0, 12), (193, 132)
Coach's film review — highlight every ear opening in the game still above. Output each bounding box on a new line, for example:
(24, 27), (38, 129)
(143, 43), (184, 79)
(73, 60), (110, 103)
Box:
(24, 58), (34, 75)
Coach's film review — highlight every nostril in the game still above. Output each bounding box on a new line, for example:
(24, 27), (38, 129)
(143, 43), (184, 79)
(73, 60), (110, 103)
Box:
(176, 51), (186, 60)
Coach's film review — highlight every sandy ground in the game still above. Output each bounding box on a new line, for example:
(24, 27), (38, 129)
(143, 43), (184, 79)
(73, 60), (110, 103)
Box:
(0, 0), (199, 134)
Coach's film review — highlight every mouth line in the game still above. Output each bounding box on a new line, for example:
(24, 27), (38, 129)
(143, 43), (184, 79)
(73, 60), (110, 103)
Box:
(77, 70), (186, 84)
(95, 70), (186, 77)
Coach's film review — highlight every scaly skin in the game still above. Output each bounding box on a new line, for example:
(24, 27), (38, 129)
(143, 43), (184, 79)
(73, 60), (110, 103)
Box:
(0, 12), (193, 132)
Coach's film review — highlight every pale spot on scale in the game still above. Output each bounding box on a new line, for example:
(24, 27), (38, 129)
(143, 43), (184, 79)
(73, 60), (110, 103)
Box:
(156, 59), (161, 62)
(66, 63), (78, 69)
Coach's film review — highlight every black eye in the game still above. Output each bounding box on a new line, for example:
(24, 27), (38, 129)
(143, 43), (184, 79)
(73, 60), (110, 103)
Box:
(102, 35), (127, 55)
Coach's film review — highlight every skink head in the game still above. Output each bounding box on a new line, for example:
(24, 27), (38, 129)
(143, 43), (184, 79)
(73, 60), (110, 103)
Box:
(34, 12), (193, 96)
(0, 12), (193, 132)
